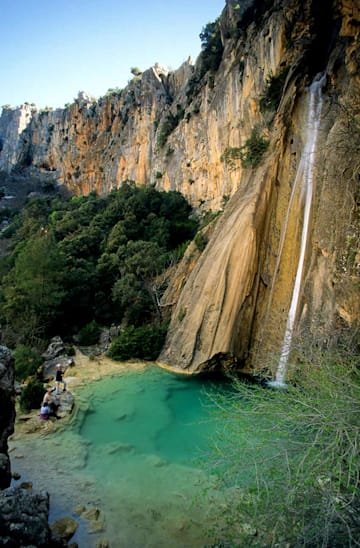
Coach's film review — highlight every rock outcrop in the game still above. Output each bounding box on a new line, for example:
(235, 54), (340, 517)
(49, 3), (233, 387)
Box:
(0, 347), (63, 546)
(41, 336), (74, 381)
(0, 345), (72, 545)
(0, 346), (15, 489)
(0, 0), (359, 375)
(0, 104), (34, 172)
(0, 486), (53, 547)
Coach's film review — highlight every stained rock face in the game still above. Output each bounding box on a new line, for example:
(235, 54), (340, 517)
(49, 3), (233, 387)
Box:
(0, 346), (15, 489)
(160, 167), (272, 371)
(160, 0), (360, 372)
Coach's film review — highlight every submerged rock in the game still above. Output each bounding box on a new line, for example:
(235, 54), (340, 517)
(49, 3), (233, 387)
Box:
(50, 516), (79, 543)
(96, 540), (110, 548)
(145, 454), (168, 467)
(75, 505), (105, 534)
(105, 441), (134, 454)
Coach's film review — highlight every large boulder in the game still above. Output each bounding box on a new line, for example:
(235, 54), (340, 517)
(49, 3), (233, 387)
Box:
(57, 390), (75, 418)
(0, 486), (54, 546)
(0, 346), (15, 489)
(42, 336), (72, 381)
(42, 336), (66, 361)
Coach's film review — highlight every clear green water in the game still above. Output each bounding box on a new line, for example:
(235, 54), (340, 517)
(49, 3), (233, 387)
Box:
(10, 366), (232, 547)
(80, 367), (217, 463)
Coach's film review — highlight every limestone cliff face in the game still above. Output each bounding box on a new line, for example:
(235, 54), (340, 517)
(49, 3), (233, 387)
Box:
(161, 0), (360, 373)
(0, 104), (34, 172)
(0, 0), (288, 210)
(0, 0), (359, 374)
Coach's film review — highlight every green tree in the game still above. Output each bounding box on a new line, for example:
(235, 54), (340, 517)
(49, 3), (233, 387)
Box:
(20, 380), (44, 412)
(130, 67), (142, 76)
(78, 320), (101, 346)
(14, 344), (43, 381)
(112, 273), (153, 326)
(107, 323), (168, 361)
(0, 183), (197, 350)
(1, 232), (66, 344)
(199, 19), (224, 74)
(113, 240), (167, 324)
(260, 68), (289, 112)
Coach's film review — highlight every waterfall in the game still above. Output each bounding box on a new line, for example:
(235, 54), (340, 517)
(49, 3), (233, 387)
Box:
(270, 73), (326, 387)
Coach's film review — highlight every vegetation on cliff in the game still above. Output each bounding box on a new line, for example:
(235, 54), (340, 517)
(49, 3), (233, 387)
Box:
(0, 182), (198, 357)
(220, 128), (269, 170)
(186, 17), (224, 103)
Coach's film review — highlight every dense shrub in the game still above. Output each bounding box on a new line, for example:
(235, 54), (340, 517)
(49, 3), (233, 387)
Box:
(186, 18), (224, 103)
(220, 146), (243, 170)
(199, 19), (224, 75)
(107, 323), (168, 361)
(260, 68), (289, 112)
(240, 129), (269, 167)
(64, 344), (76, 356)
(78, 320), (101, 346)
(194, 232), (208, 252)
(0, 207), (13, 221)
(221, 129), (269, 169)
(20, 380), (44, 412)
(14, 345), (43, 382)
(157, 106), (185, 148)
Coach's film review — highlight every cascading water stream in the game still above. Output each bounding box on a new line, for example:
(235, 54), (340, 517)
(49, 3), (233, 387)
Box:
(270, 73), (326, 387)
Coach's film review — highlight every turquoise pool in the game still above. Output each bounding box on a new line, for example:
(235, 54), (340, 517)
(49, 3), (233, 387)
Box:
(10, 366), (232, 547)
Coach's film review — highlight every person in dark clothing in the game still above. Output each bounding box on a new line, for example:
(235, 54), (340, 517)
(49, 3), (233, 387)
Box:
(55, 364), (66, 394)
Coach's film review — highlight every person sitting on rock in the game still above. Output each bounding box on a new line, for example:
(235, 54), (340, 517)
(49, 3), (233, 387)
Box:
(39, 401), (50, 420)
(55, 364), (66, 394)
(43, 386), (55, 404)
(42, 387), (60, 418)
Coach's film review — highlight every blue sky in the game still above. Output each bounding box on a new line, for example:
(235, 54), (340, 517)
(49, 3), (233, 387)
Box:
(1, 0), (225, 109)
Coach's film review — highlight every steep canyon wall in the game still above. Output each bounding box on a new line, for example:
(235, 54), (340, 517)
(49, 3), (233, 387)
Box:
(0, 0), (359, 375)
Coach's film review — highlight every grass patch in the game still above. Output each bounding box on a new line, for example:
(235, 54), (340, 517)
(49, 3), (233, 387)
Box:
(205, 344), (360, 546)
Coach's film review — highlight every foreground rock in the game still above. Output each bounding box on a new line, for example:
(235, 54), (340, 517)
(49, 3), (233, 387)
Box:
(0, 344), (78, 546)
(0, 346), (15, 489)
(56, 390), (75, 418)
(0, 486), (55, 546)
